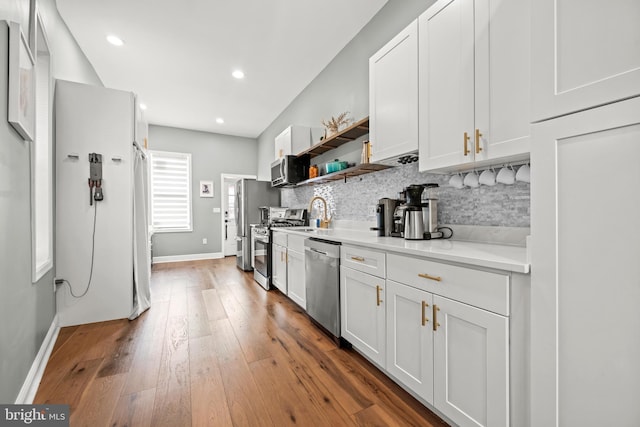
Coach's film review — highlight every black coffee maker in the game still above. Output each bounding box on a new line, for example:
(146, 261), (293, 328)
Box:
(391, 183), (442, 240)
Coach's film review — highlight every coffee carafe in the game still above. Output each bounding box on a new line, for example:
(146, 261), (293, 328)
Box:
(403, 185), (426, 240)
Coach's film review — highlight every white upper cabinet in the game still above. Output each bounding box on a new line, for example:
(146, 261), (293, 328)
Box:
(532, 0), (640, 122)
(419, 0), (531, 172)
(274, 126), (320, 160)
(369, 20), (419, 164)
(419, 0), (474, 171)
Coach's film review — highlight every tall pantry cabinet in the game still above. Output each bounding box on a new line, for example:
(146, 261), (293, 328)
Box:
(530, 1), (640, 426)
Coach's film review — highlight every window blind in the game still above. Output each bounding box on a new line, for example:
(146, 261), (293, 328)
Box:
(149, 150), (192, 232)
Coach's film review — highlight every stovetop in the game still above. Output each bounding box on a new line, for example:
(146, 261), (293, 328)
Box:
(261, 208), (308, 229)
(270, 220), (306, 228)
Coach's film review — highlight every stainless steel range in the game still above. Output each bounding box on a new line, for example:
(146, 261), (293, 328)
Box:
(252, 208), (307, 290)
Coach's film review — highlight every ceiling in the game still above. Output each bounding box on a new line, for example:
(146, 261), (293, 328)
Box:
(56, 0), (388, 138)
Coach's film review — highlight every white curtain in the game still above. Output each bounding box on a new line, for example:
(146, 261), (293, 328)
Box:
(130, 145), (151, 320)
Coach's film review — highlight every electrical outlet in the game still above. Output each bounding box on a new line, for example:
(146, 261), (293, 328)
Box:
(202, 238), (208, 245)
(367, 205), (377, 216)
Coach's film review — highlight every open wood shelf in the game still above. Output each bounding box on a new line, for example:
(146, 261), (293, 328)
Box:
(296, 162), (391, 186)
(297, 117), (370, 159)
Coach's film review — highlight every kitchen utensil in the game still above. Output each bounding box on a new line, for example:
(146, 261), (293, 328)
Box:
(496, 165), (516, 184)
(479, 168), (497, 186)
(463, 171), (480, 188)
(449, 173), (464, 189)
(516, 164), (530, 183)
(404, 208), (424, 240)
(326, 159), (346, 173)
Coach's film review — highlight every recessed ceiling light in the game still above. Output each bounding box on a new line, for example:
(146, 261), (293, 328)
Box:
(232, 70), (245, 79)
(216, 118), (224, 124)
(106, 35), (124, 46)
(139, 103), (147, 110)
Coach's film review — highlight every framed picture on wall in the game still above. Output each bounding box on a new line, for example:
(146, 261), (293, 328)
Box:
(199, 180), (214, 198)
(8, 22), (36, 142)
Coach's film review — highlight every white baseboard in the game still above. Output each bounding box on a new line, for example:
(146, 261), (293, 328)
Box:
(152, 252), (224, 264)
(15, 314), (60, 404)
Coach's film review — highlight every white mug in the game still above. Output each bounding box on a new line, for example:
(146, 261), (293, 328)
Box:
(463, 171), (479, 188)
(448, 173), (464, 189)
(496, 165), (516, 185)
(516, 164), (530, 183)
(479, 168), (496, 186)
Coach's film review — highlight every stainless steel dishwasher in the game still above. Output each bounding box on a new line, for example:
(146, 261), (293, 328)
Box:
(304, 237), (341, 339)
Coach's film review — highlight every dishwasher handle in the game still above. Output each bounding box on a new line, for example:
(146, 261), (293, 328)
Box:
(308, 247), (329, 256)
(304, 237), (341, 259)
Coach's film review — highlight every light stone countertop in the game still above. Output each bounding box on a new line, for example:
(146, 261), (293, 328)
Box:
(272, 227), (530, 274)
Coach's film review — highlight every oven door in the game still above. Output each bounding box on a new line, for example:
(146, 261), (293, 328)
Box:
(253, 231), (271, 290)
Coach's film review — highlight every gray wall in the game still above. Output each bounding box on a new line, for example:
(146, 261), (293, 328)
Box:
(282, 163), (531, 227)
(257, 0), (437, 180)
(0, 0), (102, 403)
(149, 125), (258, 257)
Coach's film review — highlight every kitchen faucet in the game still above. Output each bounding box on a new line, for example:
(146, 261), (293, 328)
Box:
(308, 196), (331, 229)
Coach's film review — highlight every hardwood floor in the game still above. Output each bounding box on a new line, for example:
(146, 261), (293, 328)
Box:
(34, 257), (449, 427)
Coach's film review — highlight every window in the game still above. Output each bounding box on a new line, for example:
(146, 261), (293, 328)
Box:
(149, 150), (192, 232)
(32, 14), (53, 282)
(227, 182), (235, 222)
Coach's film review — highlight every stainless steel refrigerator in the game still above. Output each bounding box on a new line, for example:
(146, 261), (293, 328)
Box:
(235, 179), (280, 270)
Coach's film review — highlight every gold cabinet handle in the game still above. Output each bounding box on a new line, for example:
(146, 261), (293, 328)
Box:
(421, 301), (429, 326)
(463, 132), (470, 156)
(376, 285), (383, 306)
(475, 128), (483, 154)
(433, 305), (440, 331)
(418, 273), (442, 282)
(351, 256), (365, 262)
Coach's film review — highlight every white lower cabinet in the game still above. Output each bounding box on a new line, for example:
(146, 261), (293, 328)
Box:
(334, 243), (526, 426)
(386, 279), (509, 427)
(286, 248), (305, 308)
(433, 295), (509, 427)
(271, 243), (287, 293)
(386, 280), (434, 404)
(340, 266), (386, 368)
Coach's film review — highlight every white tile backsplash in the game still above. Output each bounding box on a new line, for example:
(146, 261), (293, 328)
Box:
(282, 162), (530, 227)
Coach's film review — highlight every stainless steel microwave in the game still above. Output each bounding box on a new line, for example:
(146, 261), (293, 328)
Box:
(271, 155), (309, 187)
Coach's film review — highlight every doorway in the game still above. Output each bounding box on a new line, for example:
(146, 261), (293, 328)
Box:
(220, 173), (256, 257)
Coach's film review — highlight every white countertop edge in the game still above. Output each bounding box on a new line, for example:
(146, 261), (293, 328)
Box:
(274, 227), (530, 274)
